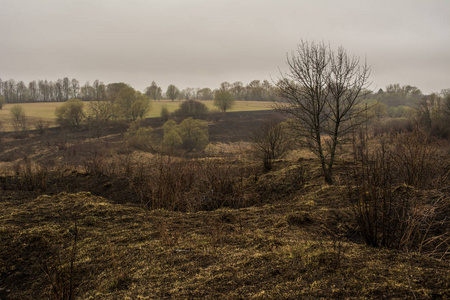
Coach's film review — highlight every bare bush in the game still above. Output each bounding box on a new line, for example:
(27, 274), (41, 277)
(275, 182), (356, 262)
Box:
(34, 119), (50, 134)
(349, 128), (449, 256)
(130, 156), (247, 211)
(250, 118), (293, 171)
(81, 154), (250, 211)
(13, 156), (49, 191)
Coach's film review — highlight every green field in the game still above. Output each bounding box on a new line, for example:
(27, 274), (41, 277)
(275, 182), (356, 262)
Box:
(0, 100), (273, 131)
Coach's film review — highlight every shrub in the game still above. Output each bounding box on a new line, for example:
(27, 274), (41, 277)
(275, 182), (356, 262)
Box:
(33, 119), (49, 134)
(55, 99), (85, 128)
(178, 117), (209, 152)
(129, 156), (248, 211)
(125, 120), (157, 152)
(349, 128), (448, 255)
(173, 100), (209, 119)
(162, 129), (183, 150)
(160, 105), (170, 121)
(161, 118), (209, 153)
(250, 118), (292, 170)
(10, 104), (27, 131)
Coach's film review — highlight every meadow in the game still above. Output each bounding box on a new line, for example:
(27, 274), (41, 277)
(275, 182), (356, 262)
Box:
(0, 100), (272, 131)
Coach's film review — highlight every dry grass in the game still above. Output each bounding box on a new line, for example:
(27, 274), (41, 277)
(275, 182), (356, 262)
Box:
(1, 189), (448, 299)
(1, 112), (449, 299)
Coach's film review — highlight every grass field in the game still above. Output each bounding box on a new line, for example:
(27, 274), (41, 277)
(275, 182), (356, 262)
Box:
(0, 100), (273, 131)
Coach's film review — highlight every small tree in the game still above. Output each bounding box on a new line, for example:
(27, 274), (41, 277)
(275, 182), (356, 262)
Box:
(10, 104), (27, 131)
(55, 99), (85, 128)
(178, 117), (209, 152)
(276, 40), (370, 184)
(173, 100), (209, 119)
(250, 118), (293, 171)
(166, 84), (180, 102)
(214, 90), (235, 112)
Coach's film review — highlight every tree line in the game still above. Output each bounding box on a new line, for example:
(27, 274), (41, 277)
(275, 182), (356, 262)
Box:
(0, 78), (282, 104)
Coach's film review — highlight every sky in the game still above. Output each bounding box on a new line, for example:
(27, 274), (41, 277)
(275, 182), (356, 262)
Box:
(1, 0), (449, 94)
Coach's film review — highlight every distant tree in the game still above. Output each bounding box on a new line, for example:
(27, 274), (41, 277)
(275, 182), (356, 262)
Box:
(71, 79), (80, 99)
(276, 40), (370, 184)
(80, 82), (94, 102)
(181, 88), (195, 101)
(0, 95), (5, 109)
(173, 100), (209, 119)
(10, 104), (27, 131)
(231, 81), (245, 100)
(219, 81), (231, 91)
(197, 88), (213, 100)
(16, 81), (27, 102)
(92, 80), (106, 101)
(376, 84), (422, 107)
(166, 84), (180, 102)
(114, 87), (150, 121)
(370, 101), (388, 121)
(145, 81), (162, 100)
(106, 82), (130, 102)
(28, 81), (38, 101)
(214, 90), (235, 112)
(55, 98), (85, 128)
(63, 77), (70, 101)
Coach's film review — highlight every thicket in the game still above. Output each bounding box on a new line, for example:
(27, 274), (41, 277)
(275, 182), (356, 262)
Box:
(162, 118), (209, 153)
(124, 118), (209, 154)
(349, 128), (449, 257)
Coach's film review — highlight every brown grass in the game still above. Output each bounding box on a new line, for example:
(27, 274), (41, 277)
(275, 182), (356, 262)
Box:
(0, 112), (449, 299)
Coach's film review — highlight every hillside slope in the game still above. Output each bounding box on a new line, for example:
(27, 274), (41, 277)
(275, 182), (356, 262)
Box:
(1, 191), (448, 299)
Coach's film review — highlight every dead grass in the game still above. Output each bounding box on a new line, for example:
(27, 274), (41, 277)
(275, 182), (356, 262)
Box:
(1, 191), (448, 299)
(1, 111), (449, 299)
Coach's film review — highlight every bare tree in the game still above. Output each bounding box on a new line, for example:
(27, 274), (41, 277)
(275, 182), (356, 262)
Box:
(276, 41), (370, 184)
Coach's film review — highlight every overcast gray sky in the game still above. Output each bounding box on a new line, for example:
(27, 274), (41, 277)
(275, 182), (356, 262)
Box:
(1, 0), (449, 94)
